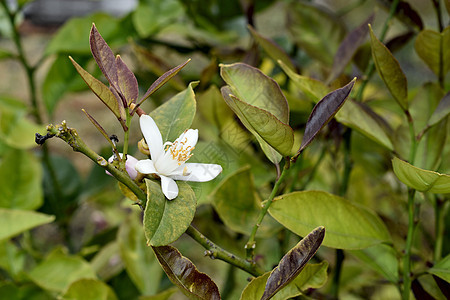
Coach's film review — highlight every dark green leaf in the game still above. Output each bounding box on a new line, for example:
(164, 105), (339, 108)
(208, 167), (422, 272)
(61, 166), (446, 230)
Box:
(61, 279), (118, 300)
(261, 227), (325, 300)
(0, 150), (42, 210)
(149, 81), (197, 142)
(248, 25), (296, 71)
(287, 2), (345, 65)
(269, 191), (391, 249)
(298, 78), (355, 154)
(118, 210), (162, 295)
(0, 209), (54, 242)
(152, 245), (221, 300)
(369, 25), (408, 110)
(70, 56), (125, 122)
(138, 59), (191, 106)
(392, 157), (450, 193)
(328, 14), (374, 83)
(143, 179), (196, 246)
(0, 283), (53, 300)
(335, 99), (394, 150)
(428, 92), (450, 127)
(211, 166), (279, 237)
(428, 254), (450, 283)
(240, 262), (328, 300)
(116, 55), (139, 105)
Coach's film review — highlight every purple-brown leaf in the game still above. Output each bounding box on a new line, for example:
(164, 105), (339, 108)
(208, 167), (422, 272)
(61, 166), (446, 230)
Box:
(137, 59), (191, 107)
(328, 14), (374, 83)
(90, 24), (119, 90)
(152, 245), (221, 300)
(116, 55), (139, 105)
(298, 78), (355, 155)
(261, 226), (325, 300)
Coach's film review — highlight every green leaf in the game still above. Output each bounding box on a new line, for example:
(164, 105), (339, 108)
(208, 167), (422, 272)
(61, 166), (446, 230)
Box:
(221, 87), (294, 158)
(45, 13), (124, 55)
(42, 55), (85, 116)
(369, 25), (408, 110)
(392, 157), (450, 193)
(150, 82), (197, 142)
(90, 242), (123, 281)
(0, 209), (54, 242)
(261, 227), (325, 300)
(28, 249), (97, 293)
(132, 0), (184, 37)
(278, 60), (329, 103)
(70, 56), (125, 122)
(0, 283), (53, 300)
(286, 2), (345, 65)
(298, 78), (355, 154)
(428, 254), (450, 283)
(139, 288), (178, 300)
(0, 241), (26, 279)
(328, 14), (374, 83)
(0, 98), (45, 149)
(414, 27), (450, 78)
(152, 245), (220, 300)
(143, 179), (196, 246)
(220, 63), (290, 123)
(269, 191), (391, 249)
(61, 279), (117, 300)
(240, 262), (328, 300)
(211, 166), (279, 237)
(0, 150), (42, 210)
(335, 99), (394, 150)
(0, 48), (14, 60)
(428, 92), (450, 127)
(248, 25), (296, 71)
(349, 244), (399, 283)
(118, 210), (162, 295)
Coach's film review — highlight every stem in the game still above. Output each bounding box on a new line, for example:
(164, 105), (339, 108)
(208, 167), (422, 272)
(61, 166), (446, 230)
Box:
(434, 196), (448, 262)
(185, 225), (264, 277)
(355, 0), (401, 102)
(123, 108), (131, 158)
(402, 189), (416, 300)
(405, 110), (417, 165)
(431, 0), (443, 32)
(245, 162), (290, 259)
(45, 122), (146, 206)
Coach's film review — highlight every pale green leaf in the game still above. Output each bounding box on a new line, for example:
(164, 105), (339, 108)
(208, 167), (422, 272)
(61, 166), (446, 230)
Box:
(392, 157), (450, 193)
(61, 279), (118, 300)
(414, 27), (450, 78)
(428, 254), (450, 283)
(0, 209), (53, 242)
(349, 244), (399, 283)
(28, 249), (96, 292)
(269, 191), (391, 249)
(335, 99), (394, 150)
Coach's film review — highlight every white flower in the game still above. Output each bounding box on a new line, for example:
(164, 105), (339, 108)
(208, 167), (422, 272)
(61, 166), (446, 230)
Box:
(135, 115), (222, 200)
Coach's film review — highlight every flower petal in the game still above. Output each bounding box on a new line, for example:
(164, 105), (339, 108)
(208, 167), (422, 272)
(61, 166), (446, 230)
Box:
(170, 163), (222, 182)
(160, 175), (179, 200)
(135, 159), (158, 174)
(140, 115), (164, 161)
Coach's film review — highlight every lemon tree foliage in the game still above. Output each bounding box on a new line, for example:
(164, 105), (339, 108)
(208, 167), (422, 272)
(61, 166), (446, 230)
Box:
(1, 1), (449, 299)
